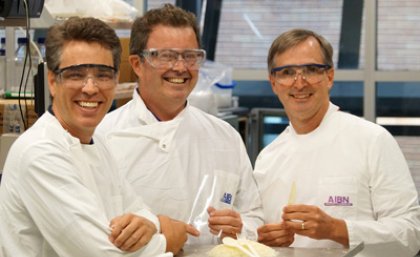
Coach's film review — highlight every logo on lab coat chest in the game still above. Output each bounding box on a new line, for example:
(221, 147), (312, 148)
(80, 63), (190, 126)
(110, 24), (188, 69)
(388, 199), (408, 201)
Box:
(220, 192), (233, 204)
(324, 195), (353, 206)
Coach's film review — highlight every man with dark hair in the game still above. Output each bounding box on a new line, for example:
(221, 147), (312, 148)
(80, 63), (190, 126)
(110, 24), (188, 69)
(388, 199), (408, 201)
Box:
(97, 4), (264, 244)
(0, 17), (188, 257)
(254, 28), (420, 257)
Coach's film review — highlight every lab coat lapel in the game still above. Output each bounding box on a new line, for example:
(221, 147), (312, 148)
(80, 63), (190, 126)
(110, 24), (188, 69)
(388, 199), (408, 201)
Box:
(108, 117), (182, 152)
(118, 88), (184, 151)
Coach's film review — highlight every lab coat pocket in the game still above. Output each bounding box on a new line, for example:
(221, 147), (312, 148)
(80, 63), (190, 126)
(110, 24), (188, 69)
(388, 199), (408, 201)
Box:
(210, 169), (240, 210)
(318, 177), (358, 219)
(188, 170), (239, 222)
(187, 170), (240, 243)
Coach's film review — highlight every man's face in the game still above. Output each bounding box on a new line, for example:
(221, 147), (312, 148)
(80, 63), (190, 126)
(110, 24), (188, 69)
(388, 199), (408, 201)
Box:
(269, 37), (334, 127)
(130, 25), (201, 119)
(48, 41), (116, 142)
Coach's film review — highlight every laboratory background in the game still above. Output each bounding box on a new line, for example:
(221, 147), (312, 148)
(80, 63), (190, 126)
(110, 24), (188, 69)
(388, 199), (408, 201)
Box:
(0, 0), (419, 202)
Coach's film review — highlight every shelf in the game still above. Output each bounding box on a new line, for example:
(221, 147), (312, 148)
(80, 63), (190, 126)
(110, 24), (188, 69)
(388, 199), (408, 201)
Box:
(0, 7), (55, 28)
(0, 7), (133, 29)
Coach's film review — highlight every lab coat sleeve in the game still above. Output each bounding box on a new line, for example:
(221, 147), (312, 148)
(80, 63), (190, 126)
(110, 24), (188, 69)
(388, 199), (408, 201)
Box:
(346, 130), (420, 257)
(17, 142), (166, 257)
(233, 133), (265, 240)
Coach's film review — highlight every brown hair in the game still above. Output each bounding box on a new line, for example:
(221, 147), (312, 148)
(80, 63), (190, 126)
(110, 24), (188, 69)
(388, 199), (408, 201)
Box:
(45, 17), (122, 72)
(129, 3), (200, 56)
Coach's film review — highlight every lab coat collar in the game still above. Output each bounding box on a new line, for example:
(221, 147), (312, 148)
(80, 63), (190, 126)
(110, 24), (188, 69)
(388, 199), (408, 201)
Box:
(107, 118), (181, 153)
(47, 107), (94, 144)
(131, 87), (159, 125)
(131, 86), (188, 125)
(109, 88), (190, 152)
(41, 112), (84, 147)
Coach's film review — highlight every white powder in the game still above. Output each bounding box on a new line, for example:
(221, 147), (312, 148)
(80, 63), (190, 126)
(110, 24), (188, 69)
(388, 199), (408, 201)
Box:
(208, 239), (277, 257)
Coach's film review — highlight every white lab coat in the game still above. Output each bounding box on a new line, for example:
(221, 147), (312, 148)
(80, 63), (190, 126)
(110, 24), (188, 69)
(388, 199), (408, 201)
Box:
(254, 103), (420, 257)
(0, 112), (167, 257)
(97, 88), (264, 244)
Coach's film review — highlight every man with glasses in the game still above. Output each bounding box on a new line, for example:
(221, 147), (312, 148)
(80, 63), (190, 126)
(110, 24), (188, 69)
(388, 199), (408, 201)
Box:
(97, 4), (264, 244)
(0, 17), (191, 257)
(253, 28), (420, 256)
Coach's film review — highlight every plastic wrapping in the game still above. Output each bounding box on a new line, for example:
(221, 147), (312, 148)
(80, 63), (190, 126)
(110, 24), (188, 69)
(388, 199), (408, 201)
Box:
(44, 0), (138, 22)
(188, 61), (235, 114)
(186, 170), (238, 245)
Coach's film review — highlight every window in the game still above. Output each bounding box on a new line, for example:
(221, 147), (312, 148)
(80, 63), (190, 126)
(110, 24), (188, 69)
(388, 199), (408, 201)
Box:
(216, 1), (348, 70)
(377, 1), (420, 71)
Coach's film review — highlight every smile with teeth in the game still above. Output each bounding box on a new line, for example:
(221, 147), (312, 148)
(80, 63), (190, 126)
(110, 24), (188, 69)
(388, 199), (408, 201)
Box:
(291, 93), (312, 99)
(166, 77), (187, 84)
(78, 101), (98, 108)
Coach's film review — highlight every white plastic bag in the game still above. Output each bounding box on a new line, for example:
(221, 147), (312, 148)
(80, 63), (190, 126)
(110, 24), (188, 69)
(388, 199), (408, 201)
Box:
(188, 61), (234, 114)
(44, 0), (138, 21)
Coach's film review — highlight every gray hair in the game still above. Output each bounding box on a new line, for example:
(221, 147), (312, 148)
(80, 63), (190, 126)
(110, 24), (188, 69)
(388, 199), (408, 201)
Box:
(267, 28), (333, 72)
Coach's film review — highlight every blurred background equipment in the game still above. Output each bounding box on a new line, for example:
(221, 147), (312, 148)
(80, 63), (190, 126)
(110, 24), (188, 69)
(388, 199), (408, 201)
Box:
(0, 0), (44, 18)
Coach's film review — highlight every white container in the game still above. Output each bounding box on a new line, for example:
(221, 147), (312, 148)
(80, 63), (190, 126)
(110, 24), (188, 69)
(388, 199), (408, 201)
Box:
(211, 65), (236, 108)
(212, 81), (236, 108)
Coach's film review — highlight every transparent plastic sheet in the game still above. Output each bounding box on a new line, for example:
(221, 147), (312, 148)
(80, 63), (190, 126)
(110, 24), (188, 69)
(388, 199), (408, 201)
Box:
(44, 0), (138, 22)
(186, 171), (237, 245)
(188, 61), (232, 115)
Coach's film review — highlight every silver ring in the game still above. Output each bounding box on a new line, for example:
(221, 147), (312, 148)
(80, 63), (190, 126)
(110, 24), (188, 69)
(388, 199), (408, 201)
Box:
(301, 222), (305, 230)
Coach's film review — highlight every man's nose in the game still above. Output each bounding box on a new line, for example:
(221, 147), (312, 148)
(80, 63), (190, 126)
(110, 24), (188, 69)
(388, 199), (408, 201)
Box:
(292, 72), (308, 88)
(172, 56), (188, 71)
(82, 76), (99, 93)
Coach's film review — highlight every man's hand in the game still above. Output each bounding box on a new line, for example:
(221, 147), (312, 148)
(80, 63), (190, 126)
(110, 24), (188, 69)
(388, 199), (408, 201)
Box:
(282, 204), (349, 247)
(257, 222), (294, 247)
(207, 206), (243, 239)
(109, 213), (157, 252)
(158, 215), (200, 255)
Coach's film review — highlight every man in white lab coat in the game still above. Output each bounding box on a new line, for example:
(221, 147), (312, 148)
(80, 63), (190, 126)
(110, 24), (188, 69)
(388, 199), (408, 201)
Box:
(97, 4), (264, 243)
(0, 17), (194, 257)
(253, 28), (420, 256)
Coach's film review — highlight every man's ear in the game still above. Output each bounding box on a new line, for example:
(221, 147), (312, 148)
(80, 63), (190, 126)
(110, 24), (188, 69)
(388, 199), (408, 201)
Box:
(128, 55), (143, 77)
(47, 70), (57, 97)
(269, 73), (278, 95)
(326, 68), (335, 90)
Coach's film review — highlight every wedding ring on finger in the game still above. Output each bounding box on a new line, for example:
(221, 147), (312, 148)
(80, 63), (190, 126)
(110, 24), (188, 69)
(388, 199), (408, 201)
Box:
(301, 222), (305, 230)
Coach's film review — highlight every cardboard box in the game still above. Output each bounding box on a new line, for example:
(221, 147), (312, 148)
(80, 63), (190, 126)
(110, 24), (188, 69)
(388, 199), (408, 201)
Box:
(119, 38), (137, 83)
